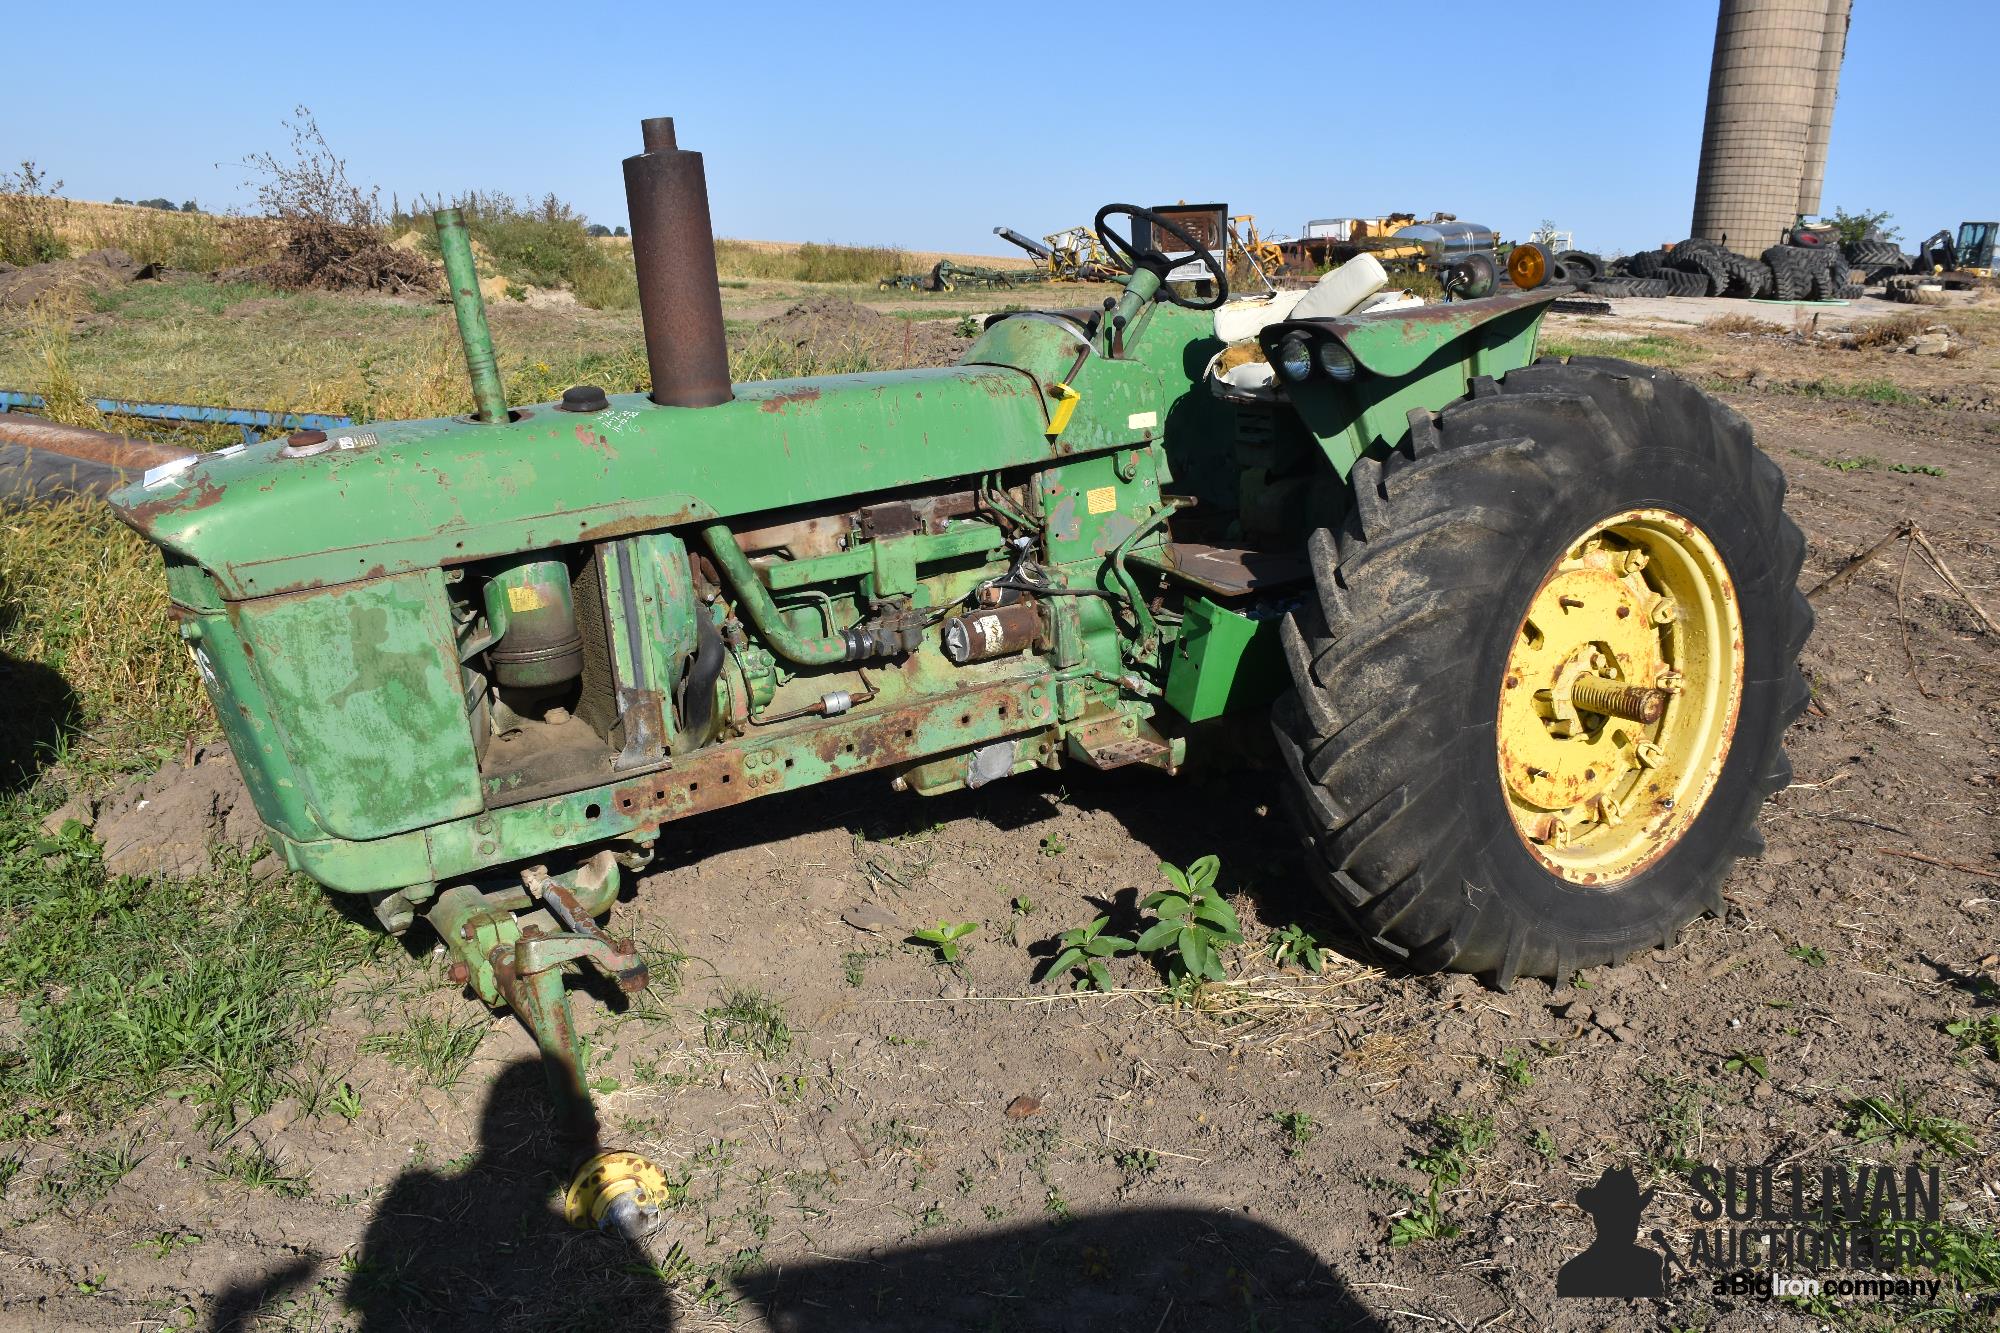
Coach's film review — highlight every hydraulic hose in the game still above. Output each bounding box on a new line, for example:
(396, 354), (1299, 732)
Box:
(1109, 500), (1185, 658)
(699, 523), (854, 665)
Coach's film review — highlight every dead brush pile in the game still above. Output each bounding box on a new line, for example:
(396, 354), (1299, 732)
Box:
(243, 222), (435, 294)
(234, 107), (438, 296)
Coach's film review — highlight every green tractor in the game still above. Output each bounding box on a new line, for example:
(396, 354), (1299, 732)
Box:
(111, 119), (1808, 1224)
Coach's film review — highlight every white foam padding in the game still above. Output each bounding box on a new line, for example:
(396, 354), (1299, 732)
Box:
(1289, 254), (1389, 320)
(1212, 289), (1305, 343)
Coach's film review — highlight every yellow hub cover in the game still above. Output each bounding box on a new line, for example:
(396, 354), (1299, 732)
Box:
(564, 1150), (672, 1234)
(1495, 508), (1743, 885)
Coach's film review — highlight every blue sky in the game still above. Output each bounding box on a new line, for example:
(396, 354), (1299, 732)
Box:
(3, 1), (1984, 258)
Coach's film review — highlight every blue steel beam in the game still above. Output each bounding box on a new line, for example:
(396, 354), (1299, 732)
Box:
(0, 391), (354, 445)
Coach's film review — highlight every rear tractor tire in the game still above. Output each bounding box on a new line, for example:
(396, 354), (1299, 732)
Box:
(1272, 358), (1810, 987)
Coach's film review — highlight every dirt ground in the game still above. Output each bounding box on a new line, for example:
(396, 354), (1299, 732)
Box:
(0, 248), (151, 315)
(755, 296), (976, 369)
(1, 298), (1996, 1332)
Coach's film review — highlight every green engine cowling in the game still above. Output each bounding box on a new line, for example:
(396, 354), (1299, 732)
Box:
(124, 346), (1108, 903)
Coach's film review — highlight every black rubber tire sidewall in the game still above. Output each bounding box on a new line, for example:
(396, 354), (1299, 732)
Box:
(1425, 441), (1799, 949)
(1275, 359), (1810, 983)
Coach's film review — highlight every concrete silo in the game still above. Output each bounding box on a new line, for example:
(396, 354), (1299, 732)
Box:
(1689, 0), (1852, 257)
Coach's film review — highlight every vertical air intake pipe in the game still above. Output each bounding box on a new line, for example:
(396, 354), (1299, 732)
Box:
(623, 118), (733, 408)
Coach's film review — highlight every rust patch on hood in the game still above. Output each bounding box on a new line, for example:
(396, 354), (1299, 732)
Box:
(119, 473), (227, 530)
(759, 386), (823, 413)
(574, 421), (617, 460)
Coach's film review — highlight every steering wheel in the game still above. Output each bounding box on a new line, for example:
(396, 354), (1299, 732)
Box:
(1094, 204), (1229, 311)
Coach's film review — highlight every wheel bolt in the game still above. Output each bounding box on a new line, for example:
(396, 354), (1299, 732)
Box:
(1650, 599), (1677, 625)
(1634, 741), (1666, 769)
(1571, 674), (1671, 724)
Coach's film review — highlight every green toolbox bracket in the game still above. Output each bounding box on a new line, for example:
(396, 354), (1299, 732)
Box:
(1165, 596), (1287, 723)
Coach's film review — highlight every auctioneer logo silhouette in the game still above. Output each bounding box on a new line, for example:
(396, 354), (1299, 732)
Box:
(1558, 1166), (1665, 1299)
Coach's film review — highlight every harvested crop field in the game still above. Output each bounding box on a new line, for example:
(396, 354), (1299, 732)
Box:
(0, 280), (1995, 1333)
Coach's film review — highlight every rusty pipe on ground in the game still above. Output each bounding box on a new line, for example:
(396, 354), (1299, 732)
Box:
(0, 414), (194, 470)
(623, 117), (732, 409)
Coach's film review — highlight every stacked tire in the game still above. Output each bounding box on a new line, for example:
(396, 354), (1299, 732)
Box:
(1654, 266), (1708, 297)
(1666, 240), (1731, 296)
(1585, 276), (1671, 297)
(1762, 244), (1860, 301)
(1720, 252), (1774, 298)
(1554, 250), (1603, 284)
(1844, 238), (1907, 285)
(1605, 236), (1882, 303)
(1810, 247), (1858, 300)
(1764, 246), (1814, 301)
(1622, 249), (1672, 279)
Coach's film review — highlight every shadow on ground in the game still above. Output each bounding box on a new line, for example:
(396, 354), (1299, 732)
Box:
(206, 1059), (670, 1332)
(0, 647), (79, 791)
(733, 1204), (1382, 1332)
(205, 1059), (1377, 1331)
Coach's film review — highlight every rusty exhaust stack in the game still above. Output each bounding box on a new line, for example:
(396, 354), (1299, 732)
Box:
(624, 118), (732, 408)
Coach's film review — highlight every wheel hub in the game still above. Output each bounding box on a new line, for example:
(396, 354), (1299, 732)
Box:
(1495, 509), (1743, 885)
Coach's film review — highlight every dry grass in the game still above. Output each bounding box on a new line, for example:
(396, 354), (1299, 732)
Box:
(713, 239), (911, 285)
(349, 323), (475, 422)
(53, 198), (278, 271)
(22, 295), (105, 430)
(1700, 313), (1784, 336)
(873, 962), (1387, 1066)
(1342, 1026), (1424, 1092)
(82, 210), (267, 273)
(1848, 311), (1946, 349)
(0, 500), (213, 781)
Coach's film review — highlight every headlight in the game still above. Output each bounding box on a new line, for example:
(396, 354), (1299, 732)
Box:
(1277, 335), (1313, 382)
(1507, 243), (1550, 290)
(1317, 340), (1356, 381)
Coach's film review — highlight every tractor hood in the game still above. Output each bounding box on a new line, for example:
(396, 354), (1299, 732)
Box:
(111, 366), (1052, 600)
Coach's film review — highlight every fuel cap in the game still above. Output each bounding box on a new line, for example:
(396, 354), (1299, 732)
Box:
(559, 385), (610, 413)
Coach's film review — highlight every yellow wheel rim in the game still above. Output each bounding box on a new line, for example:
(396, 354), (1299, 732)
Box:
(1495, 508), (1743, 885)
